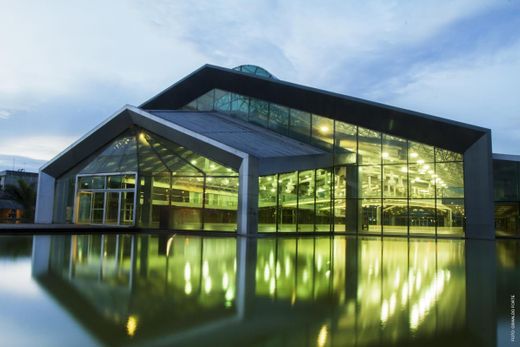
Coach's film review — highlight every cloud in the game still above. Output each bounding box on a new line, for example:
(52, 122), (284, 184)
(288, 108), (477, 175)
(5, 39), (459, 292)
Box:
(0, 110), (11, 119)
(0, 0), (519, 162)
(0, 135), (76, 161)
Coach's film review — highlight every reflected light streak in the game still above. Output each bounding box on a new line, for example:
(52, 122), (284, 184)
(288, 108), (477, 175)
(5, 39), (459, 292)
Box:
(317, 325), (328, 347)
(126, 315), (138, 337)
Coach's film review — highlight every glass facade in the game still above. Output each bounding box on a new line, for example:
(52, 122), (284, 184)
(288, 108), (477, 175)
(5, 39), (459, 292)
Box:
(52, 129), (239, 231)
(493, 159), (520, 237)
(184, 88), (465, 236)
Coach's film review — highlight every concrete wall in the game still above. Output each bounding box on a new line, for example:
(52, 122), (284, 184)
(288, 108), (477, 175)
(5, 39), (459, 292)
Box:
(34, 171), (55, 224)
(464, 132), (495, 239)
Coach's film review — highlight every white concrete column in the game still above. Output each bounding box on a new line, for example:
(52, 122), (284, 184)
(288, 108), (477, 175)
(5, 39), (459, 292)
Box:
(237, 155), (259, 235)
(35, 171), (55, 224)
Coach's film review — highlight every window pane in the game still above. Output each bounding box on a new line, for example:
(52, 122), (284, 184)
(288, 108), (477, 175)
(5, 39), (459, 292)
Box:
(204, 177), (238, 231)
(358, 127), (381, 165)
(258, 175), (278, 232)
(92, 192), (104, 224)
(120, 191), (135, 225)
(289, 109), (311, 142)
(493, 160), (519, 201)
(105, 192), (119, 225)
(315, 168), (332, 232)
(382, 199), (408, 234)
(334, 166), (346, 199)
(107, 175), (123, 189)
(408, 141), (434, 164)
(196, 90), (215, 111)
(214, 89), (231, 112)
(335, 121), (357, 164)
(436, 162), (464, 198)
(333, 199), (346, 232)
(311, 114), (334, 150)
(359, 165), (381, 198)
(278, 172), (298, 232)
(383, 165), (408, 198)
(359, 198), (381, 234)
(171, 176), (203, 230)
(495, 202), (520, 237)
(435, 148), (463, 162)
(249, 98), (269, 128)
(269, 104), (289, 134)
(409, 199), (436, 235)
(81, 133), (137, 174)
(230, 93), (249, 121)
(409, 164), (435, 198)
(297, 170), (314, 232)
(151, 175), (170, 229)
(437, 198), (464, 236)
(382, 135), (407, 164)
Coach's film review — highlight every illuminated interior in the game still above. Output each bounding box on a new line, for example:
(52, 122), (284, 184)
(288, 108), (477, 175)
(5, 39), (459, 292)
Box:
(52, 129), (239, 231)
(184, 89), (464, 235)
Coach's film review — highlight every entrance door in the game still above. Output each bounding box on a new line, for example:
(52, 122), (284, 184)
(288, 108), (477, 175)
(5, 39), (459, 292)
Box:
(77, 192), (93, 224)
(75, 174), (136, 226)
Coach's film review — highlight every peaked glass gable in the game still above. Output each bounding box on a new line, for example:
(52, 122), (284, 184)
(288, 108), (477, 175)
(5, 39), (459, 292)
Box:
(53, 127), (239, 231)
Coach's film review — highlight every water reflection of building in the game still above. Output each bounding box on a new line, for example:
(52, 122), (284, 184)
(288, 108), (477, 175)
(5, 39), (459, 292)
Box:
(32, 235), (471, 346)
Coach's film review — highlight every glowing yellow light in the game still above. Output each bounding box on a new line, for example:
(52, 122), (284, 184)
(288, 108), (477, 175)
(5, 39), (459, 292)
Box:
(166, 237), (174, 256)
(316, 255), (323, 272)
(393, 269), (400, 288)
(303, 269), (309, 283)
(291, 291), (296, 306)
(276, 261), (281, 278)
(225, 287), (234, 301)
(204, 277), (212, 294)
(410, 305), (419, 330)
(400, 167), (407, 173)
(423, 164), (430, 170)
(269, 278), (276, 295)
(410, 152), (418, 158)
(191, 160), (197, 165)
(381, 300), (389, 323)
(317, 325), (328, 347)
(184, 262), (191, 281)
(382, 152), (389, 159)
(390, 293), (397, 314)
(319, 125), (329, 134)
(417, 159), (425, 164)
(185, 281), (192, 295)
(222, 272), (229, 289)
(285, 257), (291, 277)
(138, 132), (147, 144)
(126, 315), (138, 337)
(264, 264), (270, 282)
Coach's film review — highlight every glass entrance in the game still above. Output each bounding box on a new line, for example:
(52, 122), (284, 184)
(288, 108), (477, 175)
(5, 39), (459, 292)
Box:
(75, 174), (136, 226)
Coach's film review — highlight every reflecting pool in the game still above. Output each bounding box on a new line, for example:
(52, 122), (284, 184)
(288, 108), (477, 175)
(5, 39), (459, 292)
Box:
(0, 234), (518, 346)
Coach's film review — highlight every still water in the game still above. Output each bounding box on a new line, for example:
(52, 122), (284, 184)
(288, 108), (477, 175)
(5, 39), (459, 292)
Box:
(0, 234), (518, 347)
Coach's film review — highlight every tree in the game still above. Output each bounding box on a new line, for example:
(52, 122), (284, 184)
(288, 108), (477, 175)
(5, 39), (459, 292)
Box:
(5, 179), (36, 222)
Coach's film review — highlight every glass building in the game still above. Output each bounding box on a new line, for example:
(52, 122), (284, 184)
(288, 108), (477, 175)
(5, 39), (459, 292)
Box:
(35, 64), (510, 239)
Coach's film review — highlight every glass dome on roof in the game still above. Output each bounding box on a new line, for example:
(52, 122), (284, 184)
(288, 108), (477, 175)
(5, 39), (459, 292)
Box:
(232, 65), (277, 79)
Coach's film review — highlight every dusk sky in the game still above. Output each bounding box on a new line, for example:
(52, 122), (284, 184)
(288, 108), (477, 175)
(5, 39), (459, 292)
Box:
(1, 0), (519, 172)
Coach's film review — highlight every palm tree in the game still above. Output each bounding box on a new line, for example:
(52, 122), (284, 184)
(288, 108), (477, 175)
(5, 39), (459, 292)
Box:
(4, 179), (36, 222)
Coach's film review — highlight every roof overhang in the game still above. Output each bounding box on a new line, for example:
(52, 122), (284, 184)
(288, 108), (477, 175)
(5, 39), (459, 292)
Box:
(140, 64), (490, 153)
(41, 106), (332, 178)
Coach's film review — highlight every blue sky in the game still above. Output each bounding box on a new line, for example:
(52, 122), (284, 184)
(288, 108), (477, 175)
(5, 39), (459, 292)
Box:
(0, 0), (519, 171)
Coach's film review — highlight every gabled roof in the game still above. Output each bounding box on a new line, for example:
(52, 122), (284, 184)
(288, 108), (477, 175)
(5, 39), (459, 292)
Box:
(41, 106), (331, 178)
(140, 64), (490, 153)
